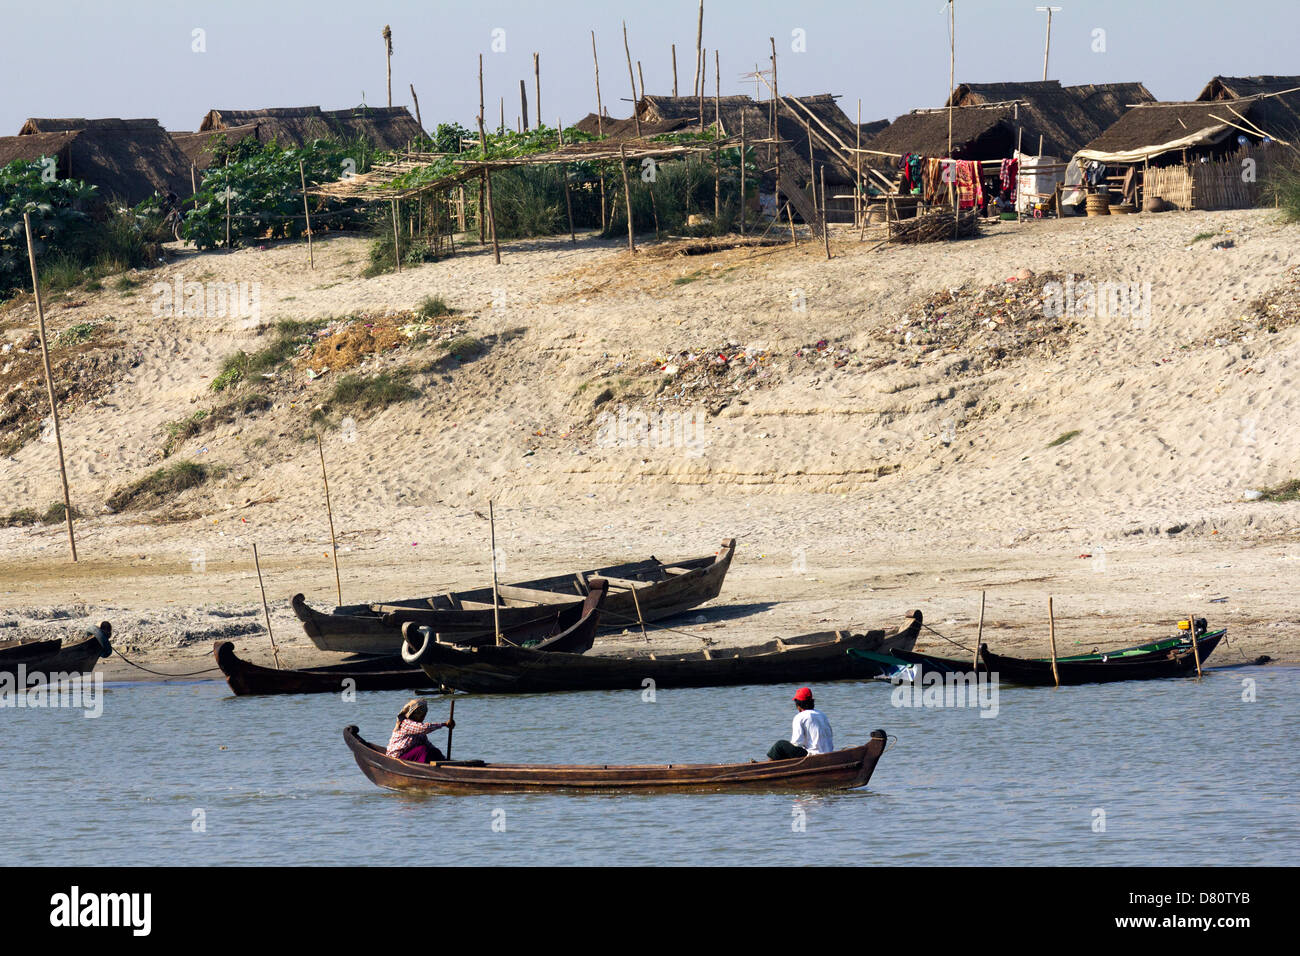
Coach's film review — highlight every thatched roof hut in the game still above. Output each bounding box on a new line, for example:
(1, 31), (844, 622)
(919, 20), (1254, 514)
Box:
(1195, 75), (1300, 133)
(9, 118), (193, 204)
(1076, 95), (1297, 164)
(199, 107), (336, 146)
(870, 80), (1155, 162)
(322, 106), (424, 149)
(170, 123), (261, 171)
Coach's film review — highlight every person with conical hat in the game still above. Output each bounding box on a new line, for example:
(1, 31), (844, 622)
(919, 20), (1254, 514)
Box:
(767, 687), (833, 760)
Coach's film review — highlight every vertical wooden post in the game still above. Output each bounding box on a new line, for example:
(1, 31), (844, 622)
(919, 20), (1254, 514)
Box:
(316, 434), (342, 606)
(786, 203), (797, 246)
(714, 49), (721, 223)
(190, 164), (198, 209)
(671, 44), (678, 97)
(298, 159), (314, 269)
(410, 83), (424, 135)
(637, 61), (646, 101)
(534, 52), (541, 129)
(22, 212), (76, 562)
(489, 501), (502, 646)
(619, 143), (635, 251)
(623, 21), (641, 137)
(252, 543), (282, 669)
(224, 155), (232, 248)
(382, 24), (393, 107)
(698, 47), (706, 130)
(631, 585), (649, 644)
(592, 31), (608, 230)
(973, 590), (985, 671)
(391, 198), (402, 272)
(478, 54), (488, 245)
(692, 0), (704, 98)
(855, 99), (863, 227)
(821, 165), (831, 259)
(739, 110), (746, 235)
(485, 169), (501, 264)
(1048, 597), (1060, 688)
(520, 79), (529, 131)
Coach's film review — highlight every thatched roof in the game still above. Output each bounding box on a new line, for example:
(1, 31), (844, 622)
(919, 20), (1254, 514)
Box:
(322, 106), (424, 150)
(865, 104), (1019, 159)
(1198, 75), (1300, 100)
(199, 107), (336, 146)
(169, 123), (260, 171)
(9, 118), (193, 204)
(1076, 96), (1295, 164)
(859, 118), (890, 139)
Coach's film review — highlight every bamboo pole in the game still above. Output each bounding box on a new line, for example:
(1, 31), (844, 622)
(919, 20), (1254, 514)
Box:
(485, 169), (501, 264)
(714, 49), (721, 223)
(1048, 597), (1060, 688)
(391, 198), (401, 273)
(224, 155), (231, 248)
(316, 434), (342, 605)
(410, 83), (424, 134)
(478, 54), (488, 245)
(592, 31), (608, 230)
(786, 202), (797, 246)
(739, 110), (746, 235)
(562, 163), (576, 243)
(973, 590), (985, 671)
(298, 159), (314, 269)
(637, 60), (646, 101)
(692, 0), (704, 98)
(252, 543), (282, 669)
(490, 501), (502, 646)
(671, 44), (678, 97)
(22, 212), (76, 562)
(1188, 611), (1203, 678)
(445, 698), (456, 758)
(698, 47), (706, 130)
(382, 25), (393, 107)
(631, 585), (649, 644)
(520, 79), (529, 132)
(534, 52), (541, 129)
(623, 21), (641, 137)
(856, 99), (863, 227)
(821, 165), (831, 260)
(190, 165), (198, 209)
(619, 143), (635, 251)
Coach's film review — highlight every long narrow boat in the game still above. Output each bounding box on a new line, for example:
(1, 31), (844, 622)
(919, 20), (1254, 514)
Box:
(0, 638), (62, 672)
(400, 609), (923, 694)
(215, 583), (608, 696)
(0, 623), (111, 676)
(345, 724), (888, 793)
(293, 538), (735, 655)
(848, 625), (1227, 679)
(979, 632), (1224, 686)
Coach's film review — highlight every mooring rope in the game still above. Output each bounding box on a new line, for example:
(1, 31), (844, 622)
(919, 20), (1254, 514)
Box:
(921, 621), (974, 654)
(110, 649), (220, 678)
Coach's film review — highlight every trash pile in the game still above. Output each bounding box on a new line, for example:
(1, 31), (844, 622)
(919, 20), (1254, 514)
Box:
(297, 310), (469, 377)
(1210, 266), (1300, 343)
(638, 339), (856, 409)
(873, 270), (1081, 366)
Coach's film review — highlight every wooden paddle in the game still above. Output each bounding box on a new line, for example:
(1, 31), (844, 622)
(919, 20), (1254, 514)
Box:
(445, 698), (456, 760)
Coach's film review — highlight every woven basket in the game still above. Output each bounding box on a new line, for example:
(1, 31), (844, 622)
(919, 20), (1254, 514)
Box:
(1085, 192), (1111, 216)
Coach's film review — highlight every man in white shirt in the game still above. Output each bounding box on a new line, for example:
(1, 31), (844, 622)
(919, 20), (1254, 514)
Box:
(767, 687), (833, 760)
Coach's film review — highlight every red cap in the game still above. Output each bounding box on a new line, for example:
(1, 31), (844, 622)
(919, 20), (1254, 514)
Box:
(792, 687), (813, 702)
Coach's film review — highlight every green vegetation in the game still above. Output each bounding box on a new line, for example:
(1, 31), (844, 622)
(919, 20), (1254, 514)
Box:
(1047, 429), (1081, 448)
(327, 369), (420, 411)
(416, 295), (456, 319)
(1268, 153), (1300, 223)
(438, 335), (482, 360)
(182, 141), (374, 250)
(1191, 231), (1217, 243)
(0, 502), (75, 527)
(56, 321), (101, 347)
(0, 159), (164, 299)
(1257, 478), (1300, 502)
(106, 460), (217, 512)
(210, 319), (324, 391)
(162, 393), (271, 457)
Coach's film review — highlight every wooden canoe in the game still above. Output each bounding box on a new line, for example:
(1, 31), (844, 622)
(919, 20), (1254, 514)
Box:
(979, 631), (1224, 686)
(215, 582), (607, 696)
(0, 623), (110, 677)
(400, 609), (923, 694)
(294, 538), (735, 655)
(851, 626), (1227, 679)
(344, 724), (889, 793)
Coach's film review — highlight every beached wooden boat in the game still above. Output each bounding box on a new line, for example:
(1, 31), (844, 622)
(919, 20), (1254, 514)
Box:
(848, 626), (1227, 680)
(400, 608), (923, 694)
(294, 539), (735, 655)
(216, 582), (607, 696)
(0, 623), (110, 675)
(979, 631), (1224, 686)
(344, 724), (889, 793)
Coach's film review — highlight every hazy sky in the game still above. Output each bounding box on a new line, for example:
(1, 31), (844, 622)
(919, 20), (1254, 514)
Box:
(6, 0), (1298, 135)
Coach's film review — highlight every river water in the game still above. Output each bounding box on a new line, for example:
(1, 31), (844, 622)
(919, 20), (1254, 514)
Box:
(1, 663), (1294, 866)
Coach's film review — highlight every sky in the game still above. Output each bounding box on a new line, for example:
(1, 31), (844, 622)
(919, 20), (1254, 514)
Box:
(4, 0), (1298, 135)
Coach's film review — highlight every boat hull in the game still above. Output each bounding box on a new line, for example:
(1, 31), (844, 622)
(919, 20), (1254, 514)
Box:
(344, 725), (888, 793)
(404, 610), (922, 694)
